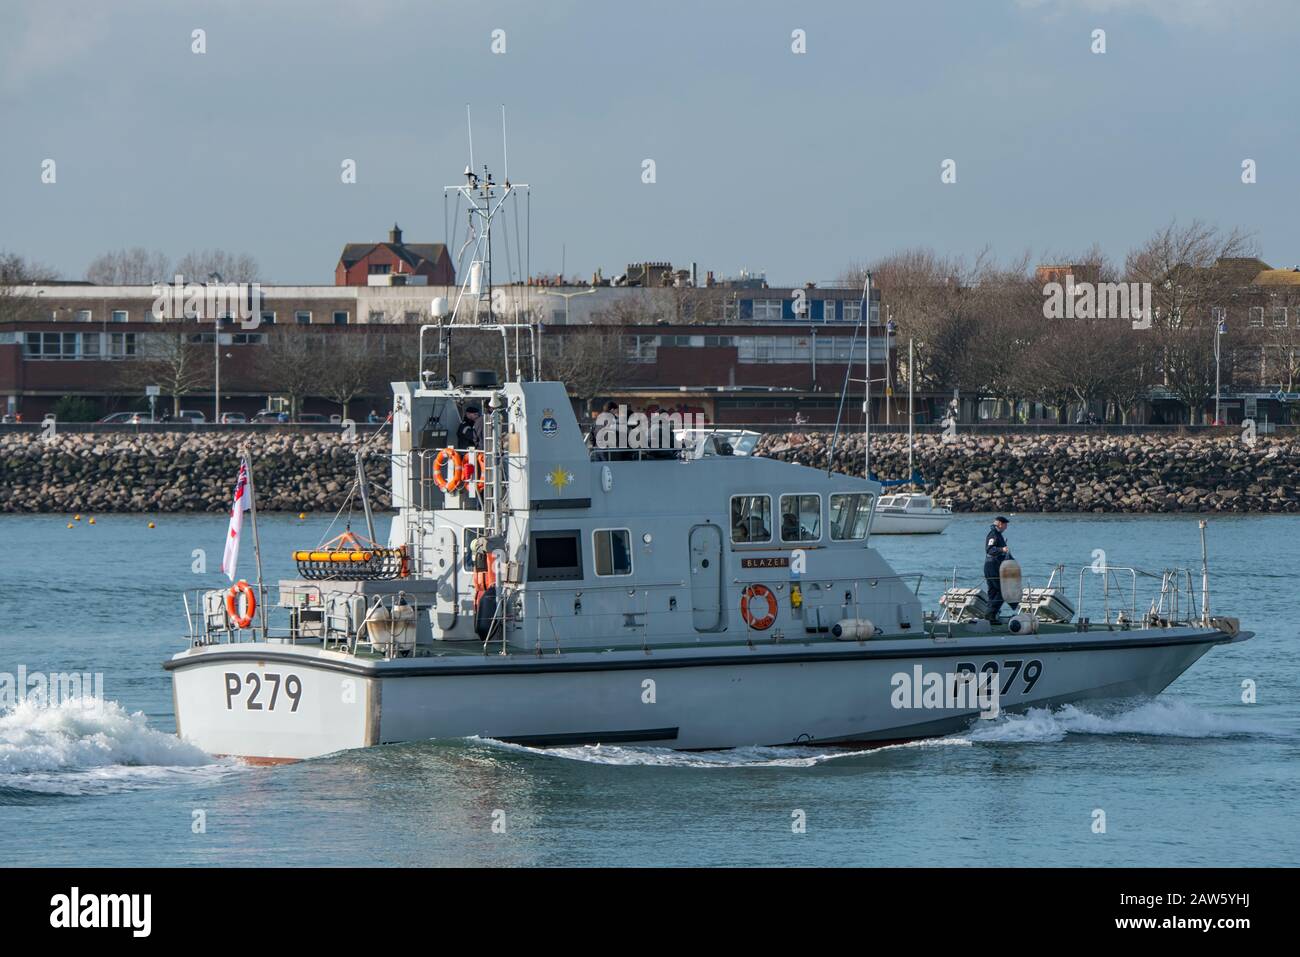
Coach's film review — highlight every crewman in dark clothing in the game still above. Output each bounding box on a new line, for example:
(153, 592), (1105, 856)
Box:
(457, 405), (483, 450)
(984, 516), (1012, 623)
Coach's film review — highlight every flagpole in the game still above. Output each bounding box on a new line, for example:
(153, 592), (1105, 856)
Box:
(239, 447), (269, 641)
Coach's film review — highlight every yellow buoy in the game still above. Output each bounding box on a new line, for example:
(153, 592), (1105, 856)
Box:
(88, 517), (96, 525)
(298, 512), (307, 520)
(74, 514), (81, 521)
(67, 522), (74, 529)
(148, 521), (156, 529)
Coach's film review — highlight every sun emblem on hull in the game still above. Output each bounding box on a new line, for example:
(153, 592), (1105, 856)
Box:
(546, 466), (574, 492)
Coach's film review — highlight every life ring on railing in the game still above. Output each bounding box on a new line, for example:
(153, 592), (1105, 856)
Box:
(460, 451), (486, 493)
(739, 583), (778, 631)
(433, 447), (464, 492)
(225, 580), (257, 629)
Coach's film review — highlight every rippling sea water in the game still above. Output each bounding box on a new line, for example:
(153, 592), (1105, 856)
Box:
(0, 512), (1295, 866)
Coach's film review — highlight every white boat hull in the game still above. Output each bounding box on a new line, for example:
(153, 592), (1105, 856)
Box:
(167, 626), (1250, 761)
(869, 512), (953, 534)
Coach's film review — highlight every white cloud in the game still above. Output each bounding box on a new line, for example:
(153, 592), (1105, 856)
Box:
(1016, 0), (1296, 30)
(0, 0), (112, 94)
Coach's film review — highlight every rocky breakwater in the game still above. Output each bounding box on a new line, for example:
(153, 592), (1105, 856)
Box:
(757, 431), (1300, 513)
(0, 431), (393, 514)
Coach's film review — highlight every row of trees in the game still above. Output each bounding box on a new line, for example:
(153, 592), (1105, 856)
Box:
(85, 248), (261, 284)
(118, 330), (390, 419)
(113, 324), (634, 419)
(851, 221), (1298, 424)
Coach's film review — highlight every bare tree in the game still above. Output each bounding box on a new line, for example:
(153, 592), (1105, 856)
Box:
(255, 330), (326, 418)
(318, 335), (382, 420)
(116, 330), (212, 416)
(0, 252), (55, 324)
(857, 248), (1036, 414)
(175, 249), (261, 282)
(543, 326), (634, 407)
(1126, 220), (1255, 423)
(85, 248), (171, 285)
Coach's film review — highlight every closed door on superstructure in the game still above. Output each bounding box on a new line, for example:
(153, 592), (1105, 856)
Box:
(689, 524), (723, 631)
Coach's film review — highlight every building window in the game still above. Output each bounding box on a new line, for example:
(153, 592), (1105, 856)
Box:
(779, 494), (821, 542)
(295, 311), (312, 325)
(830, 493), (874, 540)
(1248, 306), (1265, 328)
(143, 304), (159, 321)
(111, 309), (128, 323)
(403, 311), (421, 324)
(261, 311), (276, 325)
(333, 311), (348, 326)
(823, 300), (836, 321)
(370, 311), (386, 323)
(82, 332), (101, 357)
(1272, 306), (1288, 328)
(625, 334), (658, 363)
(368, 264), (391, 275)
(108, 332), (136, 357)
(723, 299), (739, 321)
(730, 494), (772, 543)
(75, 309), (93, 322)
(843, 301), (862, 323)
(753, 299), (783, 321)
(592, 529), (633, 576)
(527, 530), (584, 582)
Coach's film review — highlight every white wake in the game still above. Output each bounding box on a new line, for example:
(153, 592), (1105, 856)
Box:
(0, 697), (233, 795)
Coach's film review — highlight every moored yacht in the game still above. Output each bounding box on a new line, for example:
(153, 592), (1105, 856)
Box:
(868, 492), (953, 534)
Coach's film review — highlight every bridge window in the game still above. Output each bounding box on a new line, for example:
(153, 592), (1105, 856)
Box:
(780, 494), (821, 542)
(730, 494), (771, 543)
(830, 493), (874, 540)
(593, 528), (632, 576)
(528, 529), (584, 582)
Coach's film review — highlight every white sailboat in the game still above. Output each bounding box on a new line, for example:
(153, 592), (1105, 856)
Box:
(867, 336), (953, 535)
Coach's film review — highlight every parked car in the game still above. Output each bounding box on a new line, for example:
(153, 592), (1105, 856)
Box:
(98, 411), (152, 424)
(1, 413), (20, 424)
(295, 413), (330, 424)
(176, 410), (207, 423)
(219, 412), (247, 424)
(251, 409), (289, 423)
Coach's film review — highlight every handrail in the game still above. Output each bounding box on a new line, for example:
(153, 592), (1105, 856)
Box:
(417, 321), (540, 387)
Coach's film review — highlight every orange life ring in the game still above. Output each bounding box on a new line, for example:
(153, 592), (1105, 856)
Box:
(740, 584), (778, 630)
(433, 447), (464, 492)
(460, 451), (486, 493)
(225, 580), (257, 629)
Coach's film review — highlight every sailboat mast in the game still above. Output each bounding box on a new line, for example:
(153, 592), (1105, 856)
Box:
(863, 272), (871, 481)
(908, 337), (914, 483)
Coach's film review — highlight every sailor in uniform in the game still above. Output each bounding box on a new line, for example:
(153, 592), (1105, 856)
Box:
(984, 516), (1012, 623)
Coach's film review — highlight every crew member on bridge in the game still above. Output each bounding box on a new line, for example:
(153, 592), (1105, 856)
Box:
(457, 405), (483, 449)
(984, 516), (1013, 623)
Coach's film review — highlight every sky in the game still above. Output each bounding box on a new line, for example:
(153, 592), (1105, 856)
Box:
(2, 0), (1298, 286)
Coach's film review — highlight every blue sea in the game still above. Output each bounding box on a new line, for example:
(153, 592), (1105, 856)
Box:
(0, 512), (1295, 866)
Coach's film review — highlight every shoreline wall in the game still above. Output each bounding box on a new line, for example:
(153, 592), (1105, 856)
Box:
(1, 431), (1297, 514)
(757, 432), (1300, 513)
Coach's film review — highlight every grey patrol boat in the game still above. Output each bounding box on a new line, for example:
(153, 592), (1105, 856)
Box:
(166, 166), (1253, 763)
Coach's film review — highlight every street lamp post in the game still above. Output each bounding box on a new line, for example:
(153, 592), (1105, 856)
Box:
(885, 313), (897, 426)
(538, 286), (597, 325)
(1214, 317), (1226, 426)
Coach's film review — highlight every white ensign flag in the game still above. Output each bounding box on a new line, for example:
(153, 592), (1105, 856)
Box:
(221, 459), (253, 581)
